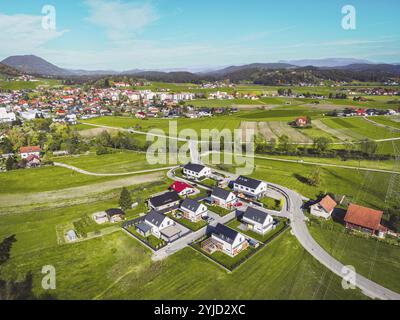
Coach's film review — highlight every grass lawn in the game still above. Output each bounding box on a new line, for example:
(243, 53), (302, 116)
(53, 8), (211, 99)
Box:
(227, 219), (287, 243)
(260, 196), (282, 211)
(126, 226), (166, 249)
(308, 218), (400, 293)
(0, 214), (368, 299)
(204, 204), (233, 217)
(192, 238), (257, 270)
(51, 151), (170, 174)
(0, 166), (121, 194)
(167, 212), (207, 231)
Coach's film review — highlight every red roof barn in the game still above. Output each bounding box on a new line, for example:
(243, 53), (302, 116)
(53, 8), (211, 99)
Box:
(344, 204), (386, 235)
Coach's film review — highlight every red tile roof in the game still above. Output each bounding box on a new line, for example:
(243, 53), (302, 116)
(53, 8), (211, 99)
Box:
(344, 204), (383, 230)
(319, 195), (337, 213)
(170, 181), (193, 193)
(20, 146), (41, 154)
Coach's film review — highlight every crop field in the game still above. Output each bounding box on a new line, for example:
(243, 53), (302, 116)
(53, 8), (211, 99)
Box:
(238, 107), (326, 122)
(268, 121), (312, 143)
(370, 116), (400, 130)
(321, 117), (399, 140)
(189, 98), (265, 108)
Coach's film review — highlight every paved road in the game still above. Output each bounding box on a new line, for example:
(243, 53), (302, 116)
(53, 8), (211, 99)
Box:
(54, 162), (174, 177)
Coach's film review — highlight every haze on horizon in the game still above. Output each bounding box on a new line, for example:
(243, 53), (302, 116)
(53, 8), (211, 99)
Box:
(1, 0), (399, 71)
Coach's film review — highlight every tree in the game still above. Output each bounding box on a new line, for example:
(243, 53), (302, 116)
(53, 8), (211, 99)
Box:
(308, 167), (322, 186)
(313, 137), (331, 153)
(119, 187), (132, 211)
(5, 156), (16, 171)
(359, 139), (378, 158)
(278, 135), (290, 152)
(0, 235), (16, 265)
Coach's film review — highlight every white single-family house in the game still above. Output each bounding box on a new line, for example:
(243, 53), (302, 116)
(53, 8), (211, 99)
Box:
(183, 163), (212, 180)
(0, 108), (16, 123)
(180, 198), (208, 222)
(211, 187), (237, 208)
(233, 176), (267, 199)
(211, 224), (248, 257)
(143, 210), (182, 242)
(310, 195), (337, 219)
(242, 207), (274, 235)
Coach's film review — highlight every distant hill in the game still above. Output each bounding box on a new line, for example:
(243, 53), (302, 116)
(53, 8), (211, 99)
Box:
(1, 55), (71, 77)
(210, 63), (295, 75)
(335, 63), (400, 74)
(0, 63), (20, 77)
(280, 58), (372, 67)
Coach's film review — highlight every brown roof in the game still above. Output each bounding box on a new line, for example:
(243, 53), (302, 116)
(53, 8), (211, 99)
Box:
(20, 146), (41, 153)
(319, 195), (337, 213)
(344, 204), (383, 230)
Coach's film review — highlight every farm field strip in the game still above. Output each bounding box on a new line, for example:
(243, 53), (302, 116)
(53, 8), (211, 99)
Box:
(268, 121), (312, 143)
(313, 119), (355, 141)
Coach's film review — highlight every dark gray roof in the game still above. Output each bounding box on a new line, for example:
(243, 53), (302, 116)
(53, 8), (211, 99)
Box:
(243, 207), (269, 224)
(145, 210), (166, 227)
(181, 198), (202, 212)
(105, 208), (125, 217)
(136, 222), (152, 233)
(183, 163), (206, 173)
(212, 223), (239, 244)
(149, 191), (180, 208)
(234, 176), (263, 189)
(211, 187), (232, 201)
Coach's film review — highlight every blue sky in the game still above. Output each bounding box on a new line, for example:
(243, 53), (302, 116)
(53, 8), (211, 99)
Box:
(0, 0), (399, 70)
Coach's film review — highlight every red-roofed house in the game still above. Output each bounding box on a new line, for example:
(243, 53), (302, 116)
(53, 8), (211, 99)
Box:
(295, 117), (309, 127)
(20, 146), (41, 159)
(310, 195), (337, 219)
(344, 204), (387, 236)
(169, 181), (195, 196)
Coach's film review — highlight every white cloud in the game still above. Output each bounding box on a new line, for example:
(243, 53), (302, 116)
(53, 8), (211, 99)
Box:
(84, 0), (158, 44)
(0, 13), (67, 57)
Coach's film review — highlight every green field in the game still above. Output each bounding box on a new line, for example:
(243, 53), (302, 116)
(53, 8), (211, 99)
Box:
(370, 116), (400, 130)
(322, 117), (399, 140)
(0, 227), (367, 299)
(0, 78), (62, 90)
(0, 166), (117, 194)
(309, 218), (400, 293)
(51, 151), (170, 174)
